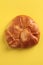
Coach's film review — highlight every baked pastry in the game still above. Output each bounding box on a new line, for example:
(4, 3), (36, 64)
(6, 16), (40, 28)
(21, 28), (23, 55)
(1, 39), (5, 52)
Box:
(5, 15), (40, 48)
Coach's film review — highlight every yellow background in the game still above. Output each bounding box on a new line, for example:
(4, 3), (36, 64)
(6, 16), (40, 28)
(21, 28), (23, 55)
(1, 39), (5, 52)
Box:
(0, 0), (43, 65)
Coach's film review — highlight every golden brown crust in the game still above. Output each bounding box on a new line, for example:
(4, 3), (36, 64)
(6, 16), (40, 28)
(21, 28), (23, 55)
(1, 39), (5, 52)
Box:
(5, 15), (40, 48)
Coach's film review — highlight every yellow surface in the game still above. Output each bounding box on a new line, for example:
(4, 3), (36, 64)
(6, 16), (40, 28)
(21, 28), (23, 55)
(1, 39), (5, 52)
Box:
(0, 0), (43, 65)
